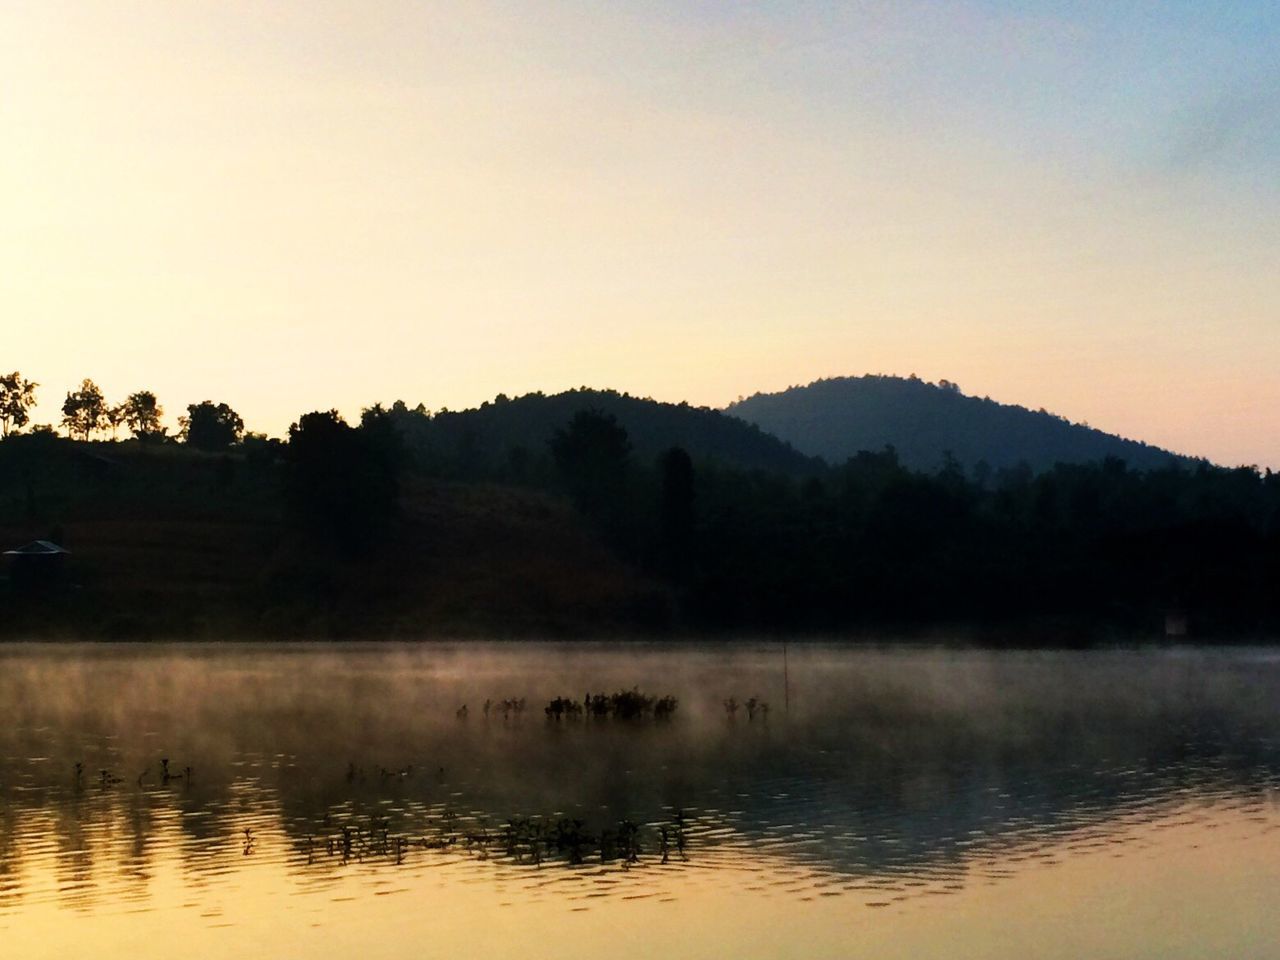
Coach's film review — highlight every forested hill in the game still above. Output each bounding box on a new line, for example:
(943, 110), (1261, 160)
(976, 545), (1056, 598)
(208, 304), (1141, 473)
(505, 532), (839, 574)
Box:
(726, 376), (1198, 473)
(388, 389), (820, 477)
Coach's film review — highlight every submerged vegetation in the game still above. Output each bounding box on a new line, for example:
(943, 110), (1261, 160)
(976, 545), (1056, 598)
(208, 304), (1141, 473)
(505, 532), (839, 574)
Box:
(50, 687), (709, 875)
(4, 642), (1280, 925)
(74, 753), (689, 872)
(542, 690), (679, 720)
(302, 809), (675, 869)
(1, 371), (1277, 640)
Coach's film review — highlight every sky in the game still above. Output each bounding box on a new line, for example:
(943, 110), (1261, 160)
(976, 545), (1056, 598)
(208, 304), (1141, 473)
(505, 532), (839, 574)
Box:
(3, 1), (1278, 466)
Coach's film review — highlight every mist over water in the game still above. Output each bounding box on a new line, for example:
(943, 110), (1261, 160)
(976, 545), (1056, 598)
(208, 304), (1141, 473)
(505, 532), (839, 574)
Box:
(2, 642), (1279, 959)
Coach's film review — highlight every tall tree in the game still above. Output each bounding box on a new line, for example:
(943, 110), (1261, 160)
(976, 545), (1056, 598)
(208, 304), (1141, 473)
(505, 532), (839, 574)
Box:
(119, 390), (165, 439)
(659, 446), (696, 576)
(286, 409), (401, 553)
(61, 379), (108, 440)
(180, 401), (244, 451)
(550, 409), (631, 520)
(106, 404), (126, 440)
(0, 372), (38, 437)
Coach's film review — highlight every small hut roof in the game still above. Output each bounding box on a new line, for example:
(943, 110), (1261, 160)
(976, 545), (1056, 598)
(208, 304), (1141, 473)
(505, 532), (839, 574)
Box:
(4, 540), (71, 556)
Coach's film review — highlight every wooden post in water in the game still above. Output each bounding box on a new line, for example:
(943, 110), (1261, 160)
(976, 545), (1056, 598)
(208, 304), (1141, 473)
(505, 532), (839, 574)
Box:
(783, 638), (790, 715)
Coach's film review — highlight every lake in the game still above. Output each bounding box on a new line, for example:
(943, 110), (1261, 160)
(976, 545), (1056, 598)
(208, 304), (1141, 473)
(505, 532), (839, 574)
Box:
(2, 642), (1278, 959)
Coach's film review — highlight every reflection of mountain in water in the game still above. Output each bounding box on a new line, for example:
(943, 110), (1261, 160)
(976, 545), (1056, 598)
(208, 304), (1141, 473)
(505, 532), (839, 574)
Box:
(706, 723), (1280, 881)
(1, 644), (1279, 914)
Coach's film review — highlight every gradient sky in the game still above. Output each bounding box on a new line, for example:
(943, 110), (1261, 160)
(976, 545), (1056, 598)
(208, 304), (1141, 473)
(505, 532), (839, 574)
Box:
(4, 1), (1278, 465)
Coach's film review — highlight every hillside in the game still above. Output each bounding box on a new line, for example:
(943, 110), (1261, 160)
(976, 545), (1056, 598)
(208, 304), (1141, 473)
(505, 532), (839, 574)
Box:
(0, 412), (1275, 639)
(726, 375), (1197, 474)
(388, 388), (820, 478)
(0, 437), (663, 639)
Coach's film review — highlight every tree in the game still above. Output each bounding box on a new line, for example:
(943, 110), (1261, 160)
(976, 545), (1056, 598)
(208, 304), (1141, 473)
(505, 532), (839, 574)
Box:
(550, 409), (631, 519)
(0, 372), (38, 437)
(286, 409), (401, 552)
(61, 379), (108, 440)
(119, 390), (165, 439)
(180, 401), (244, 451)
(106, 404), (126, 440)
(659, 446), (696, 577)
(359, 403), (406, 478)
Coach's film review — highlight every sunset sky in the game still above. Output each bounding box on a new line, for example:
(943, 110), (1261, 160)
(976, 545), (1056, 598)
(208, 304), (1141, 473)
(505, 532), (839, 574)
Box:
(4, 1), (1278, 466)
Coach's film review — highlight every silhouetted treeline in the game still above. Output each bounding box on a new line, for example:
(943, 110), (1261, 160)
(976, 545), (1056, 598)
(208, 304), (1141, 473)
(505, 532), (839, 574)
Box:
(285, 407), (403, 553)
(375, 389), (820, 480)
(339, 401), (1277, 637)
(0, 390), (1276, 640)
(666, 449), (1278, 634)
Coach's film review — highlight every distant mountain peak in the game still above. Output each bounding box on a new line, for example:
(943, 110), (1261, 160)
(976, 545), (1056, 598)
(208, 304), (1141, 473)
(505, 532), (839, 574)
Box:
(725, 374), (1198, 473)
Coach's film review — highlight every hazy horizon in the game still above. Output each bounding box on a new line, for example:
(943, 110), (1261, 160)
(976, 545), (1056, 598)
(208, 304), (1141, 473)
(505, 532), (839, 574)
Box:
(5, 1), (1278, 466)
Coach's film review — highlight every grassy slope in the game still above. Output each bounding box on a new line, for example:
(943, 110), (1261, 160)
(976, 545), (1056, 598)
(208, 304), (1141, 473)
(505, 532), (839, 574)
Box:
(0, 440), (662, 639)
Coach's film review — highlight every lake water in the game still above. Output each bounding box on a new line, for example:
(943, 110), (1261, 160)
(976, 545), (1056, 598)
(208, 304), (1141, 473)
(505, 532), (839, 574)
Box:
(2, 642), (1279, 959)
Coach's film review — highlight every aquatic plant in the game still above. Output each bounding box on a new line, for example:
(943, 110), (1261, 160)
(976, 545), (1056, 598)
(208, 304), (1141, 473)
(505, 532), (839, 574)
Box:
(609, 688), (654, 719)
(549, 818), (593, 864)
(616, 820), (641, 865)
(482, 696), (529, 718)
(502, 817), (547, 863)
(545, 689), (678, 721)
(301, 807), (691, 874)
(544, 696), (583, 720)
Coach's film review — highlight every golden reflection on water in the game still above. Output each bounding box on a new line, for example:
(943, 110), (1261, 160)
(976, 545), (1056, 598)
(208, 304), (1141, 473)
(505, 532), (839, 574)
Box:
(2, 643), (1279, 959)
(7, 797), (1279, 960)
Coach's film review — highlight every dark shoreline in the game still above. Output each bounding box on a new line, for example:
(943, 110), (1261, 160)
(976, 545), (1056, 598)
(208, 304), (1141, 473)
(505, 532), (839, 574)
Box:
(4, 431), (1276, 648)
(3, 622), (1276, 648)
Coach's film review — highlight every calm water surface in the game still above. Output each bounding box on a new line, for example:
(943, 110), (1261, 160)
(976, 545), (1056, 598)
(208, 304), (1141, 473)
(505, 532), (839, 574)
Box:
(2, 642), (1279, 959)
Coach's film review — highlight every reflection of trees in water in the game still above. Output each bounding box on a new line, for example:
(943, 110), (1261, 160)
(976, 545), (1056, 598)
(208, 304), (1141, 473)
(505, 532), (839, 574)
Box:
(709, 736), (1280, 880)
(114, 792), (156, 903)
(1, 712), (1277, 912)
(1, 646), (1279, 912)
(53, 800), (96, 909)
(0, 806), (24, 912)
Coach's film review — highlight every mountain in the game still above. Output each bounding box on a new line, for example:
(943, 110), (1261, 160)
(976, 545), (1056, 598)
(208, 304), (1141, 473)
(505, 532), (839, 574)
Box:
(725, 375), (1197, 474)
(388, 388), (820, 477)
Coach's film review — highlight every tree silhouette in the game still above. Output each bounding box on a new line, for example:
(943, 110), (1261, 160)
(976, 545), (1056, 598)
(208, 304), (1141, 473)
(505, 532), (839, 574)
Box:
(659, 446), (696, 577)
(286, 409), (401, 553)
(550, 409), (631, 518)
(359, 402), (406, 499)
(61, 379), (108, 440)
(0, 372), (38, 437)
(120, 390), (165, 439)
(106, 404), (126, 440)
(180, 401), (244, 451)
